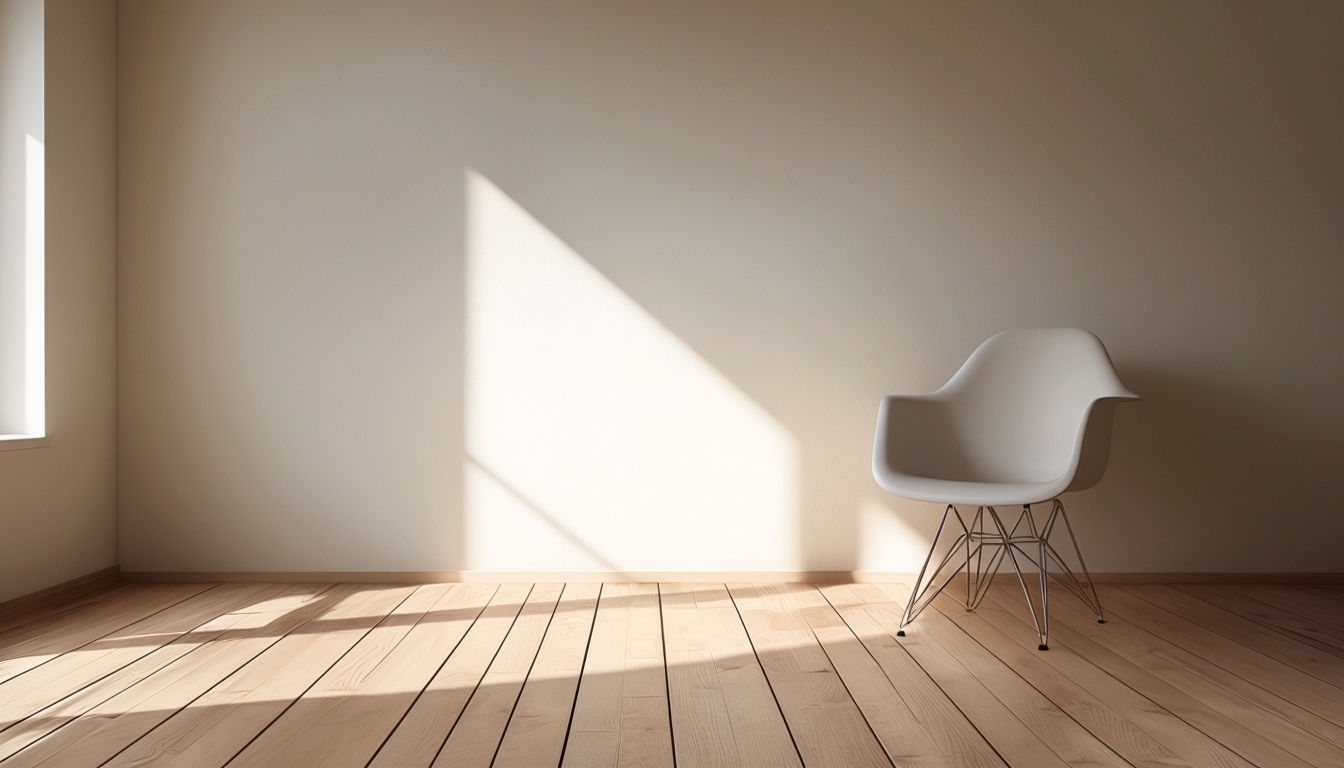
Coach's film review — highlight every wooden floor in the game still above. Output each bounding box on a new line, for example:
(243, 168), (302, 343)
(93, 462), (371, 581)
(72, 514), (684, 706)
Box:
(1, 580), (1342, 767)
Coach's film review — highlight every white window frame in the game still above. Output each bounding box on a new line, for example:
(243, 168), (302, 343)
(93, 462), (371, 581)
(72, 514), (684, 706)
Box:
(0, 0), (46, 451)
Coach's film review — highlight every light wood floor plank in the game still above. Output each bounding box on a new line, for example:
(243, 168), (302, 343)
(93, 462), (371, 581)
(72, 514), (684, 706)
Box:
(1099, 585), (1344, 731)
(790, 584), (975, 768)
(563, 582), (674, 768)
(623, 583), (668, 703)
(847, 583), (1071, 768)
(0, 583), (214, 686)
(0, 584), (335, 767)
(929, 590), (1242, 768)
(622, 584), (674, 767)
(956, 590), (1256, 768)
(817, 584), (1004, 768)
(690, 583), (800, 768)
(872, 582), (1130, 768)
(493, 582), (601, 767)
(0, 584), (276, 733)
(0, 585), (134, 639)
(659, 583), (800, 768)
(1122, 584), (1344, 688)
(1174, 583), (1344, 659)
(660, 582), (741, 768)
(994, 584), (1333, 768)
(1229, 584), (1344, 632)
(228, 583), (497, 768)
(3, 580), (1341, 768)
(0, 586), (323, 763)
(430, 583), (566, 768)
(564, 583), (632, 768)
(730, 583), (892, 768)
(617, 696), (675, 768)
(367, 582), (531, 768)
(99, 584), (418, 768)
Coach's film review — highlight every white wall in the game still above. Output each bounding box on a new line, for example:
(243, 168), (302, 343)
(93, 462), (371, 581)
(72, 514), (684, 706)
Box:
(117, 0), (1344, 575)
(0, 0), (118, 603)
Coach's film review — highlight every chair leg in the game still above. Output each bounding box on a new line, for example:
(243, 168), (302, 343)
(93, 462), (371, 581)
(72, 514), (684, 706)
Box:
(988, 506), (1050, 649)
(1003, 500), (1104, 649)
(1040, 499), (1105, 623)
(896, 499), (1103, 651)
(965, 507), (1005, 611)
(897, 504), (971, 636)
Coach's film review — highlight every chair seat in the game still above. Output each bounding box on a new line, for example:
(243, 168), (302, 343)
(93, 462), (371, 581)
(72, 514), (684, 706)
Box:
(874, 470), (1068, 507)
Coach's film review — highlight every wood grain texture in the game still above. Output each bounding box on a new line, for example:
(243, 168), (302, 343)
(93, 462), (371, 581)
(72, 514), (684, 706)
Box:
(661, 582), (747, 768)
(984, 583), (1328, 768)
(0, 582), (214, 686)
(99, 584), (418, 768)
(1, 584), (335, 767)
(866, 582), (1118, 768)
(1120, 584), (1344, 689)
(2, 580), (1342, 768)
(1097, 586), (1344, 735)
(1174, 582), (1344, 658)
(1229, 584), (1344, 634)
(928, 589), (1235, 768)
(431, 583), (566, 768)
(730, 582), (892, 767)
(940, 589), (1255, 768)
(228, 583), (496, 768)
(0, 584), (267, 731)
(494, 582), (601, 768)
(817, 584), (1005, 768)
(566, 584), (632, 758)
(661, 582), (800, 768)
(367, 582), (531, 768)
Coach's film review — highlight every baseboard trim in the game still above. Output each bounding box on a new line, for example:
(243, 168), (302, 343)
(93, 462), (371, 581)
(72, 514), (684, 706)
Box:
(0, 565), (122, 624)
(120, 570), (862, 584)
(118, 570), (1344, 585)
(852, 571), (1344, 585)
(1091, 572), (1344, 585)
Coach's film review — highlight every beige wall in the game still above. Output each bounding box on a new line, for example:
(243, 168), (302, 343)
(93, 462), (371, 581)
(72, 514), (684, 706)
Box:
(117, 0), (1344, 574)
(0, 0), (117, 603)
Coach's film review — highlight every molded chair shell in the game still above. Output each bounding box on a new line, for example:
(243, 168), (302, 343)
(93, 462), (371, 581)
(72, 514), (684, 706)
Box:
(873, 328), (1138, 506)
(872, 328), (1138, 650)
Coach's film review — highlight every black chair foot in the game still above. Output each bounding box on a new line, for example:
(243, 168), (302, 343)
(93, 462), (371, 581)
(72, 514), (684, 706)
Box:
(1097, 619), (1107, 624)
(896, 630), (906, 637)
(1038, 644), (1049, 651)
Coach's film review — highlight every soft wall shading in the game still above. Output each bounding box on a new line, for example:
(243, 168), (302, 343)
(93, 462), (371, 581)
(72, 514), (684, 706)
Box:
(117, 0), (1344, 573)
(0, 0), (117, 602)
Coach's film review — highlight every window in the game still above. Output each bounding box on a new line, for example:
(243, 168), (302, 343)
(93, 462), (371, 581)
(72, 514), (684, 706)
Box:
(0, 0), (45, 447)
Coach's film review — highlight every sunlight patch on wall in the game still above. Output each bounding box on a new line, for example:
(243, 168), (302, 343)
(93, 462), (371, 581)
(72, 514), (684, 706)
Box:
(464, 170), (798, 572)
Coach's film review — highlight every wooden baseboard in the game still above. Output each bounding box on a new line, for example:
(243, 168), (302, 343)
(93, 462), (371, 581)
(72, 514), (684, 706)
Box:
(852, 571), (1344, 585)
(118, 569), (1344, 585)
(1091, 572), (1344, 585)
(0, 565), (122, 624)
(119, 570), (861, 584)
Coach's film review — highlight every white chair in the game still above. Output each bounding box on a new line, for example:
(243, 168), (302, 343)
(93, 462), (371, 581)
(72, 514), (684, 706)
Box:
(872, 328), (1138, 650)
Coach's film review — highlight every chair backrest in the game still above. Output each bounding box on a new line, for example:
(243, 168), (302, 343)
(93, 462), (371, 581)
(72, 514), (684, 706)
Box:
(934, 328), (1137, 487)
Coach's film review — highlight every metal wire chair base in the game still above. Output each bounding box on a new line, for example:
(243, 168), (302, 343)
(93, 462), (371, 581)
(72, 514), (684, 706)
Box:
(896, 499), (1104, 650)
